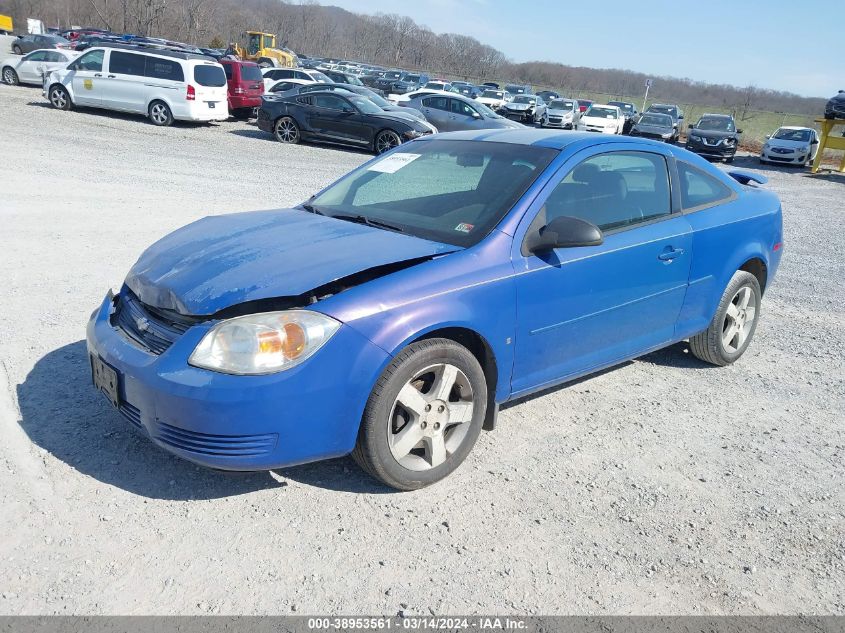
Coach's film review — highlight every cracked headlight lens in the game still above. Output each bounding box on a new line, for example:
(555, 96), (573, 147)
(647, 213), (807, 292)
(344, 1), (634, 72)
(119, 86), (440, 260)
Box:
(189, 310), (340, 375)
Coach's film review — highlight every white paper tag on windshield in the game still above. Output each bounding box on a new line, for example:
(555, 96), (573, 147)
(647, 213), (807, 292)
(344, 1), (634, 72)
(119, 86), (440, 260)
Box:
(368, 153), (421, 173)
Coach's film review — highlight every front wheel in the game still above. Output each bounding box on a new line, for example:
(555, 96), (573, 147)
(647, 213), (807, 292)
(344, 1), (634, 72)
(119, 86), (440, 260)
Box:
(148, 100), (173, 126)
(48, 84), (71, 110)
(352, 338), (487, 490)
(689, 270), (762, 366)
(374, 129), (402, 154)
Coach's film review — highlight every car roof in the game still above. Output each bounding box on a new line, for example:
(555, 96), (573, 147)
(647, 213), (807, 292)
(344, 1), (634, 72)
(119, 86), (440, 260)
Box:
(777, 125), (814, 131)
(700, 113), (734, 118)
(421, 128), (652, 150)
(87, 43), (212, 61)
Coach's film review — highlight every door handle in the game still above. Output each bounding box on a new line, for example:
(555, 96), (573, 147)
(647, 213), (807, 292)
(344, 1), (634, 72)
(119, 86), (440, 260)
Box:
(658, 247), (685, 261)
(107, 74), (116, 78)
(94, 73), (102, 77)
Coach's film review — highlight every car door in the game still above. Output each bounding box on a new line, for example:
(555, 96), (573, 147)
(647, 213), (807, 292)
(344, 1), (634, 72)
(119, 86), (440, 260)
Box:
(419, 96), (452, 131)
(101, 49), (147, 112)
(309, 93), (366, 144)
(15, 50), (49, 83)
(68, 49), (106, 107)
(449, 98), (483, 130)
(511, 145), (693, 395)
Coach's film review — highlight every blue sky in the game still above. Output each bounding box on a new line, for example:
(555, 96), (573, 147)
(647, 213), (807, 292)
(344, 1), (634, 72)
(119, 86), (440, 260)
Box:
(327, 0), (840, 98)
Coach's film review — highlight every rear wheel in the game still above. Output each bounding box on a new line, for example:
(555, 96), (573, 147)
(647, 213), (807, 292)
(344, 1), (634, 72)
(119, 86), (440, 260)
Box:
(273, 116), (300, 143)
(374, 129), (402, 154)
(148, 100), (173, 126)
(2, 67), (18, 85)
(352, 338), (487, 490)
(12, 45), (22, 55)
(48, 84), (71, 110)
(689, 270), (762, 366)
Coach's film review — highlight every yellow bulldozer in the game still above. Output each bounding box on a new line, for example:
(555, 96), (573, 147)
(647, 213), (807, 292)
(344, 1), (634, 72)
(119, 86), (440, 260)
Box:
(232, 31), (297, 68)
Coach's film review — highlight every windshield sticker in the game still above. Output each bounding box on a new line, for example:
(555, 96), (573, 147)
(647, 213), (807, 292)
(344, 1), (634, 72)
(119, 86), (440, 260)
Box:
(368, 153), (421, 173)
(454, 223), (474, 233)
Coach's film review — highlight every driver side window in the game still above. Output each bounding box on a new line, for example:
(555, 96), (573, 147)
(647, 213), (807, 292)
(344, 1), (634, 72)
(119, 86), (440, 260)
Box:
(451, 100), (477, 117)
(541, 151), (671, 232)
(72, 50), (104, 72)
(26, 51), (49, 62)
(313, 94), (345, 110)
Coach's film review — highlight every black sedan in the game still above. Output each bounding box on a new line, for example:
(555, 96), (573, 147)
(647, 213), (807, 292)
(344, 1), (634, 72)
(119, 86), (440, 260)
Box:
(257, 90), (435, 154)
(628, 112), (675, 142)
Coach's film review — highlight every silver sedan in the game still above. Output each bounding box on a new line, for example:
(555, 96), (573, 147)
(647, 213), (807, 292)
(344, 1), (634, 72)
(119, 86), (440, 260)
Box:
(399, 93), (523, 133)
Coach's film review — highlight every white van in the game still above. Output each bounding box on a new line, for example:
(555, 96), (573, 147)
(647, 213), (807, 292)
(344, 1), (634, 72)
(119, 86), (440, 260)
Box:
(42, 44), (228, 126)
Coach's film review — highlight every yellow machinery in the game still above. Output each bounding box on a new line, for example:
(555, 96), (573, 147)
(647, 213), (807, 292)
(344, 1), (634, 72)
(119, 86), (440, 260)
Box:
(811, 118), (845, 173)
(234, 32), (296, 68)
(0, 14), (13, 34)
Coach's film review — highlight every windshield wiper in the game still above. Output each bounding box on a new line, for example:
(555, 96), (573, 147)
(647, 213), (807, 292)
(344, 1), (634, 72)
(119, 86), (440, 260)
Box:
(300, 203), (326, 215)
(332, 213), (406, 234)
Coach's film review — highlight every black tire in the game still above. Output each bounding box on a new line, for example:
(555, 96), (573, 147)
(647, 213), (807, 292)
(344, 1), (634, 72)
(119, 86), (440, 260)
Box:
(689, 270), (762, 366)
(352, 338), (488, 491)
(48, 84), (71, 110)
(374, 129), (402, 154)
(725, 156), (734, 164)
(273, 116), (301, 143)
(12, 45), (22, 55)
(148, 100), (173, 126)
(2, 66), (18, 85)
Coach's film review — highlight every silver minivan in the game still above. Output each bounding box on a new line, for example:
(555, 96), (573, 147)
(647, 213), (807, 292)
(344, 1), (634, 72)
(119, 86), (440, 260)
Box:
(43, 43), (228, 126)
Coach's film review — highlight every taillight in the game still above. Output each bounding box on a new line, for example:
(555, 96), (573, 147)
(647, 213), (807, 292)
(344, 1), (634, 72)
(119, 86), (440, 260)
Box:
(186, 84), (196, 101)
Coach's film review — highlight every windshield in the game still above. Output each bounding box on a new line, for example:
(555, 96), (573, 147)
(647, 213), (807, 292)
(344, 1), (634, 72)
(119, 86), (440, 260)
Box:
(513, 96), (536, 104)
(609, 101), (634, 112)
(240, 64), (263, 81)
(505, 85), (526, 94)
(549, 99), (574, 110)
(648, 105), (677, 117)
(402, 74), (420, 83)
(425, 82), (448, 90)
(481, 90), (504, 99)
(773, 128), (812, 142)
(349, 96), (382, 115)
(308, 139), (557, 247)
(311, 71), (331, 83)
(360, 89), (389, 107)
(586, 106), (617, 119)
(638, 114), (672, 127)
(696, 117), (735, 132)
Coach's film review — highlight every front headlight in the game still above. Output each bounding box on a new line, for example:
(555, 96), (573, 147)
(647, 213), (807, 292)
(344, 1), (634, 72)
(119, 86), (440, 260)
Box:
(189, 310), (340, 375)
(404, 129), (426, 139)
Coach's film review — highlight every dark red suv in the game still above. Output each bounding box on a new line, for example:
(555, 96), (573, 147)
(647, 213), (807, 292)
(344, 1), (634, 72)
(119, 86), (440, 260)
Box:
(219, 59), (264, 118)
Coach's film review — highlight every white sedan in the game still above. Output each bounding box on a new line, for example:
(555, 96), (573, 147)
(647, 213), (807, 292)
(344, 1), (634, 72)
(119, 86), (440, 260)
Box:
(2, 49), (79, 86)
(760, 126), (820, 167)
(576, 104), (625, 134)
(477, 89), (512, 110)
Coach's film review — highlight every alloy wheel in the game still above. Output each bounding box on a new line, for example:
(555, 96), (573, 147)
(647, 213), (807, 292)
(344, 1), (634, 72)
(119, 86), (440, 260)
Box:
(375, 130), (401, 154)
(387, 363), (475, 471)
(274, 118), (300, 143)
(150, 103), (169, 125)
(50, 87), (67, 109)
(3, 68), (16, 85)
(722, 285), (757, 353)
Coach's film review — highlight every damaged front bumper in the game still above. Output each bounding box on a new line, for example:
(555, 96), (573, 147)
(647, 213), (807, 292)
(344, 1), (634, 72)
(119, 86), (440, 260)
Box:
(86, 290), (389, 470)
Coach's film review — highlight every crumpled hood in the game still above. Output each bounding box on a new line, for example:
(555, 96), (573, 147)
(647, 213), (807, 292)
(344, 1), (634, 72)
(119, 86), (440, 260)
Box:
(125, 209), (457, 316)
(505, 102), (532, 111)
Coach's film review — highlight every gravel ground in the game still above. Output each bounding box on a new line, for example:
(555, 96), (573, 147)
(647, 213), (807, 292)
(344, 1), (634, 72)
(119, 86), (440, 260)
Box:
(0, 84), (843, 616)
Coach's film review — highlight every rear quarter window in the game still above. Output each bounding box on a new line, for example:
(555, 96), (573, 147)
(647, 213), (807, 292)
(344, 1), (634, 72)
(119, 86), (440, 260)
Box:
(146, 57), (184, 82)
(678, 162), (735, 210)
(194, 64), (226, 87)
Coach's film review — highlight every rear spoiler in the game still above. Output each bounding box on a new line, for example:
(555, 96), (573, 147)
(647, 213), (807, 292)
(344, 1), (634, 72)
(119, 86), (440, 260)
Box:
(727, 170), (768, 186)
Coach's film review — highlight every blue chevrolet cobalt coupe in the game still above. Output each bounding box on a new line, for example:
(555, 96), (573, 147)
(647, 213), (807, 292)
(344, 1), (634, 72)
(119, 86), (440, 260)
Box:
(88, 130), (783, 490)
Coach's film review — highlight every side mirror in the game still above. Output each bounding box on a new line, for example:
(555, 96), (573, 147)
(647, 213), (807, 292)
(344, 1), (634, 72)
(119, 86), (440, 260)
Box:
(765, 134), (771, 139)
(471, 111), (481, 119)
(737, 129), (743, 134)
(525, 216), (603, 254)
(688, 123), (695, 129)
(811, 138), (819, 144)
(341, 106), (355, 114)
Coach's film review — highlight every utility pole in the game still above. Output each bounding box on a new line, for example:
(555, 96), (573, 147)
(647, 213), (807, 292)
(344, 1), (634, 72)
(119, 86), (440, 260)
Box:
(642, 78), (652, 112)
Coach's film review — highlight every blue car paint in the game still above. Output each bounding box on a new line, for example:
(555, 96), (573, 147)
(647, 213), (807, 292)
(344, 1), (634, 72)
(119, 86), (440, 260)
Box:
(125, 209), (458, 315)
(87, 130), (783, 471)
